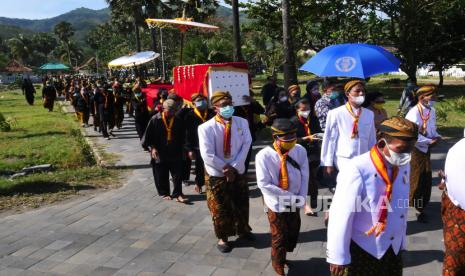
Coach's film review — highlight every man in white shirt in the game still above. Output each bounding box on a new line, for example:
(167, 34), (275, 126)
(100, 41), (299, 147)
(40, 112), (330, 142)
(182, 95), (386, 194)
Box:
(438, 130), (465, 275)
(198, 91), (253, 253)
(327, 117), (419, 276)
(406, 85), (441, 222)
(256, 119), (309, 276)
(321, 79), (377, 179)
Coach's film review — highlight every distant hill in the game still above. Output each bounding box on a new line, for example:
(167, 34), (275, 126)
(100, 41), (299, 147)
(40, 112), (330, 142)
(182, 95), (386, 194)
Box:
(0, 5), (247, 42)
(0, 24), (34, 39)
(0, 7), (110, 42)
(215, 5), (249, 25)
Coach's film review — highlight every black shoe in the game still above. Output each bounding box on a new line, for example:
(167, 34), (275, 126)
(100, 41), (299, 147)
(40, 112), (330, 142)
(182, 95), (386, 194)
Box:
(217, 242), (232, 253)
(239, 232), (255, 241)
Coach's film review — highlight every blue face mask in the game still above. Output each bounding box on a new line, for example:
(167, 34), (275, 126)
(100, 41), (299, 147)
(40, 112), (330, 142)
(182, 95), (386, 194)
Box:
(195, 100), (207, 109)
(219, 105), (234, 119)
(329, 91), (340, 100)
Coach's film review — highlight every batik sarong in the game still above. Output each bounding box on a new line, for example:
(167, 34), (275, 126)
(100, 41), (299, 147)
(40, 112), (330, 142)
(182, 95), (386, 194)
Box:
(206, 174), (251, 240)
(334, 241), (402, 276)
(442, 192), (465, 276)
(267, 209), (301, 275)
(409, 147), (432, 211)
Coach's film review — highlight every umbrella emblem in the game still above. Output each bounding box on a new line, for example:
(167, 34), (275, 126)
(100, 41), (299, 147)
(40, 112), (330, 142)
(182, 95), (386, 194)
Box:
(335, 57), (357, 72)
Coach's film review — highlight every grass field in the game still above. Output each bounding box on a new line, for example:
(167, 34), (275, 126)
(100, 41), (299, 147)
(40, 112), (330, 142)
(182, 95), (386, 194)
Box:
(251, 74), (465, 138)
(0, 90), (121, 212)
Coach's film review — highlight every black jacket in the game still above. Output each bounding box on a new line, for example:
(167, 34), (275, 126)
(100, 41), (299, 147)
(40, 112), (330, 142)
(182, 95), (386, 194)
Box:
(184, 108), (215, 151)
(142, 112), (185, 162)
(290, 114), (322, 160)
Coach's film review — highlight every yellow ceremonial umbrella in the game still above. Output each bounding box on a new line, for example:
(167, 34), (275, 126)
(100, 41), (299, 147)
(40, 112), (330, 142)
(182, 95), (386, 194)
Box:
(146, 17), (219, 65)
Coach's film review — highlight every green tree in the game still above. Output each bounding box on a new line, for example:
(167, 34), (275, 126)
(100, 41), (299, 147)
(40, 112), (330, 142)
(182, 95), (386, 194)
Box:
(53, 21), (75, 66)
(31, 32), (58, 58)
(7, 34), (32, 63)
(367, 0), (465, 83)
(52, 41), (83, 67)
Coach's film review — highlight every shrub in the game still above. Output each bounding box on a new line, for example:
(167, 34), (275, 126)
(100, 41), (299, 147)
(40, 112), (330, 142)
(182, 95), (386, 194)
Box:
(451, 96), (465, 113)
(0, 112), (17, 132)
(435, 103), (449, 122)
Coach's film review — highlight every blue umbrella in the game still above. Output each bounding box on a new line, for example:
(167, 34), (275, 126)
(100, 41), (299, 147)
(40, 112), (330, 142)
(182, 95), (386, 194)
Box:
(300, 43), (400, 78)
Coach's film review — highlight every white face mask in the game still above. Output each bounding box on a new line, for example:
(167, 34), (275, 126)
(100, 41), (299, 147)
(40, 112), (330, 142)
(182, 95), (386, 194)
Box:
(351, 95), (365, 106)
(279, 96), (288, 103)
(298, 110), (310, 119)
(382, 139), (411, 166)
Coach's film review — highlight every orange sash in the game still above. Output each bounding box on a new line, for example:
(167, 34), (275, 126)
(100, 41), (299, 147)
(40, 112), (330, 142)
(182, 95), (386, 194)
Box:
(298, 115), (311, 138)
(417, 104), (430, 135)
(162, 112), (174, 144)
(194, 108), (208, 123)
(215, 115), (232, 159)
(273, 142), (289, 190)
(345, 103), (362, 138)
(366, 146), (399, 237)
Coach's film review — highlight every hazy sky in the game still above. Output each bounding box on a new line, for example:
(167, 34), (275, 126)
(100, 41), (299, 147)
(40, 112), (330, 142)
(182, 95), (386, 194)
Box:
(0, 0), (246, 20)
(0, 0), (108, 19)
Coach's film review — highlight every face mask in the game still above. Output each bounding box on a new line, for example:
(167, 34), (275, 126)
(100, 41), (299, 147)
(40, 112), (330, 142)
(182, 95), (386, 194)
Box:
(373, 103), (385, 110)
(298, 110), (310, 119)
(279, 96), (288, 103)
(329, 91), (340, 100)
(382, 139), (411, 166)
(135, 93), (142, 98)
(351, 95), (365, 106)
(311, 87), (320, 96)
(195, 100), (207, 109)
(219, 105), (234, 119)
(429, 101), (436, 107)
(278, 138), (297, 151)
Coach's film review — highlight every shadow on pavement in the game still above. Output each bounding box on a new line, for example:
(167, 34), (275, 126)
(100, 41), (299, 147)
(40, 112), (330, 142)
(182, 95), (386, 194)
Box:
(403, 249), (444, 268)
(407, 202), (443, 235)
(288, 257), (330, 276)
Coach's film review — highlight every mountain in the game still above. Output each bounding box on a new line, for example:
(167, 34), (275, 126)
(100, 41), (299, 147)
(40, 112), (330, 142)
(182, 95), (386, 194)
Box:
(0, 7), (110, 41)
(215, 5), (249, 25)
(0, 5), (248, 42)
(0, 24), (33, 39)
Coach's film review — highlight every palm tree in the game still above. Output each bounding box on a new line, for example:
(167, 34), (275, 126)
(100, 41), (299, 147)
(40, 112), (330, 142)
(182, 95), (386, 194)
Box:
(53, 21), (75, 66)
(52, 41), (83, 67)
(282, 0), (297, 88)
(231, 0), (242, 61)
(7, 34), (32, 63)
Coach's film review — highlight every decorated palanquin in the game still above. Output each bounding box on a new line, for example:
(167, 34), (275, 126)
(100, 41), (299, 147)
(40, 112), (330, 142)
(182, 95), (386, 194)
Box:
(141, 83), (174, 111)
(173, 62), (250, 105)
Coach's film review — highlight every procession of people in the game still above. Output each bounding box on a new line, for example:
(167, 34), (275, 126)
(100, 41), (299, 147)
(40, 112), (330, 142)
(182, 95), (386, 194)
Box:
(26, 71), (464, 276)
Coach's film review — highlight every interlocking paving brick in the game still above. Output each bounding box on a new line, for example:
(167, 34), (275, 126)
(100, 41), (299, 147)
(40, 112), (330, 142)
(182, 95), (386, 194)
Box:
(44, 240), (73, 251)
(0, 113), (451, 275)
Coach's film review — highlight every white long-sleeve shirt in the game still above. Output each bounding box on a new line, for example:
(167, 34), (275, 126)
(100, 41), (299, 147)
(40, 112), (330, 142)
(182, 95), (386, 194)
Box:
(320, 105), (376, 168)
(327, 151), (409, 265)
(255, 145), (309, 212)
(444, 138), (465, 209)
(198, 116), (252, 177)
(405, 104), (441, 153)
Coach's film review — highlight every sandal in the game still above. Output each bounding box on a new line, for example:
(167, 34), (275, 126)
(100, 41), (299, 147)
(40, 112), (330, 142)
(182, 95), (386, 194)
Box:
(175, 196), (189, 204)
(162, 195), (172, 200)
(194, 185), (202, 194)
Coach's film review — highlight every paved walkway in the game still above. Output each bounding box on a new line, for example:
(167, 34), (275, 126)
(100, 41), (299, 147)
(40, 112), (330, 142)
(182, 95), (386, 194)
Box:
(0, 115), (449, 276)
